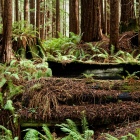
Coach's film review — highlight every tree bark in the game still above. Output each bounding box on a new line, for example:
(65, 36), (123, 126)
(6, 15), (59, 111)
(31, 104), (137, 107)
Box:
(93, 0), (102, 41)
(40, 0), (45, 40)
(100, 0), (104, 33)
(121, 0), (135, 23)
(52, 0), (56, 38)
(2, 0), (13, 63)
(36, 0), (40, 38)
(81, 0), (102, 42)
(15, 0), (19, 21)
(30, 0), (35, 29)
(138, 0), (140, 49)
(104, 0), (107, 35)
(69, 0), (79, 35)
(110, 0), (119, 51)
(24, 0), (29, 27)
(56, 0), (60, 38)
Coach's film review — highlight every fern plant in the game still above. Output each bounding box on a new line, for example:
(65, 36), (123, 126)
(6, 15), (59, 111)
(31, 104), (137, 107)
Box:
(113, 50), (140, 63)
(56, 113), (94, 140)
(42, 32), (83, 62)
(105, 128), (140, 140)
(0, 125), (18, 140)
(23, 124), (55, 140)
(12, 20), (37, 40)
(122, 70), (140, 81)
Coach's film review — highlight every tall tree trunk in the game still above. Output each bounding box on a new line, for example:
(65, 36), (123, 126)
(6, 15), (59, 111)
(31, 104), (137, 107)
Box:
(15, 0), (19, 21)
(56, 0), (60, 38)
(69, 0), (79, 35)
(107, 0), (110, 34)
(100, 0), (104, 33)
(46, 1), (51, 39)
(63, 0), (66, 36)
(121, 0), (135, 22)
(110, 0), (119, 51)
(93, 0), (102, 41)
(40, 0), (45, 40)
(36, 0), (40, 38)
(24, 0), (29, 27)
(81, 0), (102, 42)
(81, 0), (94, 42)
(138, 0), (140, 49)
(52, 0), (56, 37)
(104, 0), (107, 35)
(2, 0), (13, 63)
(30, 0), (35, 29)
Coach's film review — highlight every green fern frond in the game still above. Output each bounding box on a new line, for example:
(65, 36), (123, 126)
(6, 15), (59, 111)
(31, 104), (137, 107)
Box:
(84, 130), (94, 140)
(0, 125), (13, 140)
(23, 129), (39, 140)
(7, 81), (24, 99)
(66, 119), (79, 133)
(0, 78), (7, 88)
(0, 92), (3, 107)
(136, 128), (140, 140)
(42, 124), (53, 140)
(81, 112), (89, 132)
(127, 133), (138, 140)
(4, 100), (15, 114)
(110, 45), (115, 56)
(105, 133), (119, 140)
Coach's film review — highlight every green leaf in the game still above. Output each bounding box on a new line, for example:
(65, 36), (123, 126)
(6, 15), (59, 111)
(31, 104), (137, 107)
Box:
(11, 73), (20, 80)
(84, 130), (94, 140)
(0, 92), (3, 106)
(23, 129), (39, 140)
(10, 59), (17, 67)
(42, 124), (53, 140)
(0, 78), (7, 88)
(4, 100), (15, 114)
(105, 133), (119, 140)
(0, 125), (13, 139)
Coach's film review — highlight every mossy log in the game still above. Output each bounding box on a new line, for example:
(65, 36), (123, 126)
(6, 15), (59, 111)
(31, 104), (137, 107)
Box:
(18, 101), (140, 126)
(11, 78), (140, 126)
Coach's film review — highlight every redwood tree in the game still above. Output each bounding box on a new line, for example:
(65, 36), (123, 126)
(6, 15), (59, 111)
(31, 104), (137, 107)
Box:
(110, 0), (119, 51)
(121, 0), (135, 23)
(15, 0), (19, 22)
(69, 0), (79, 35)
(81, 0), (102, 42)
(138, 0), (140, 48)
(24, 0), (29, 27)
(36, 0), (40, 38)
(30, 0), (35, 29)
(2, 0), (13, 63)
(93, 0), (102, 41)
(56, 0), (60, 38)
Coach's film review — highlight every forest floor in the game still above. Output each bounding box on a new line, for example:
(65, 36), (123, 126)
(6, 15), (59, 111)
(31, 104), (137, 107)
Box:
(12, 77), (140, 139)
(1, 31), (140, 139)
(19, 31), (140, 139)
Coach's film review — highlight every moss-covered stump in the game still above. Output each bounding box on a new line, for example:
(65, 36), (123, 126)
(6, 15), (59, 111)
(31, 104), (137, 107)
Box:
(11, 77), (140, 126)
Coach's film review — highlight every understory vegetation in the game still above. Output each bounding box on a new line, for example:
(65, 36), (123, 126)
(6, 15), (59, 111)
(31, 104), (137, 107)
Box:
(9, 21), (140, 64)
(0, 21), (140, 140)
(41, 33), (140, 64)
